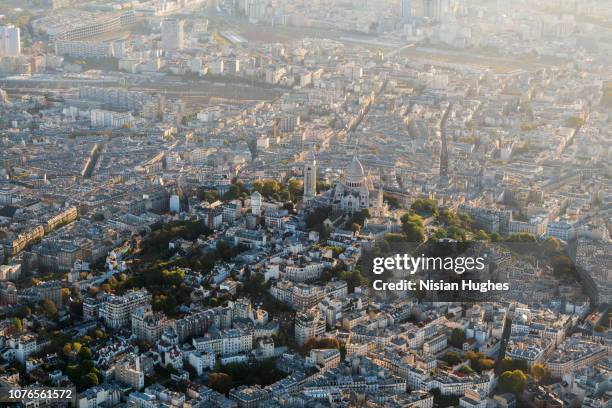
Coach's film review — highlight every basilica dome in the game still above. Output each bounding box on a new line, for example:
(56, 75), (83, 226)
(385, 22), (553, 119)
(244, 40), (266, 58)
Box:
(345, 156), (365, 186)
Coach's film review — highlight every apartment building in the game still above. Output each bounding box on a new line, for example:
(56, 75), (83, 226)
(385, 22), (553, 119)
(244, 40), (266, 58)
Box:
(295, 311), (326, 347)
(131, 305), (170, 343)
(114, 355), (145, 390)
(99, 289), (152, 329)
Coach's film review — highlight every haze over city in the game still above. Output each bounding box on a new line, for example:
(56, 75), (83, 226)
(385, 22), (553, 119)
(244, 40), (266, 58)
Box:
(0, 0), (610, 407)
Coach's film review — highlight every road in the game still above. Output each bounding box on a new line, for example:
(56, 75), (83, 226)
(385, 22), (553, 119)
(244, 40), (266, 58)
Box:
(439, 103), (453, 180)
(495, 317), (512, 375)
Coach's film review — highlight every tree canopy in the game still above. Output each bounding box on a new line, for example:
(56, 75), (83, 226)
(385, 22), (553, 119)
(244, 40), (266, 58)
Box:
(410, 199), (439, 217)
(401, 213), (425, 242)
(499, 370), (527, 394)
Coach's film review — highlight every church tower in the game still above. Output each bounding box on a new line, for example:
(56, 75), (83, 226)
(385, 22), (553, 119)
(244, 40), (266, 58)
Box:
(303, 149), (317, 203)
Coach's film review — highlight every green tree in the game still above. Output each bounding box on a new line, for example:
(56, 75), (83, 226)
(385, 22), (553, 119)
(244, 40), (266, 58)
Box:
(465, 351), (495, 373)
(475, 230), (489, 241)
(14, 305), (31, 318)
(61, 288), (71, 303)
(40, 299), (58, 317)
(440, 351), (462, 366)
(226, 184), (240, 200)
(305, 206), (331, 229)
(262, 180), (281, 197)
(499, 357), (514, 373)
(82, 372), (99, 388)
(316, 181), (330, 193)
(93, 329), (105, 339)
(458, 365), (473, 375)
(63, 343), (73, 356)
(431, 228), (447, 241)
(288, 180), (303, 200)
(450, 328), (466, 348)
(65, 364), (80, 380)
(383, 192), (400, 209)
(542, 237), (561, 255)
(208, 372), (233, 394)
(401, 213), (425, 242)
(531, 363), (548, 384)
(197, 189), (220, 203)
(551, 254), (574, 278)
(78, 347), (93, 361)
(252, 180), (263, 193)
(506, 233), (536, 242)
(384, 233), (407, 244)
(243, 272), (268, 296)
(341, 270), (366, 291)
(410, 199), (438, 217)
(162, 268), (186, 286)
(12, 318), (23, 333)
(499, 370), (527, 393)
(477, 358), (495, 372)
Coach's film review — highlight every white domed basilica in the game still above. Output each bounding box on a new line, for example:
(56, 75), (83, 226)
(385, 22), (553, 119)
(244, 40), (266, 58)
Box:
(332, 156), (384, 216)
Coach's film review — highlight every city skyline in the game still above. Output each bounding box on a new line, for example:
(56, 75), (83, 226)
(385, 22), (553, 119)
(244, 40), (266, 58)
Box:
(0, 0), (610, 407)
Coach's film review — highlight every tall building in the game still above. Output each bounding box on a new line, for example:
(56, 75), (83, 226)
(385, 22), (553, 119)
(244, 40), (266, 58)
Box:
(303, 150), (317, 203)
(250, 191), (262, 216)
(400, 0), (413, 22)
(161, 18), (184, 52)
(422, 0), (440, 20)
(0, 25), (21, 57)
(418, 0), (450, 21)
(169, 194), (180, 213)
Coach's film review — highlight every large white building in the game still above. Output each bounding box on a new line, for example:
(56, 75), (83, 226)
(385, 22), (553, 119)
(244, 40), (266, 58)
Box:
(508, 215), (548, 237)
(99, 289), (152, 329)
(331, 156), (384, 216)
(284, 258), (325, 283)
(546, 219), (576, 241)
(192, 328), (253, 357)
(55, 41), (112, 58)
(90, 109), (134, 128)
(9, 335), (41, 364)
(34, 10), (136, 42)
(0, 25), (21, 57)
(161, 18), (184, 52)
(187, 350), (215, 376)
